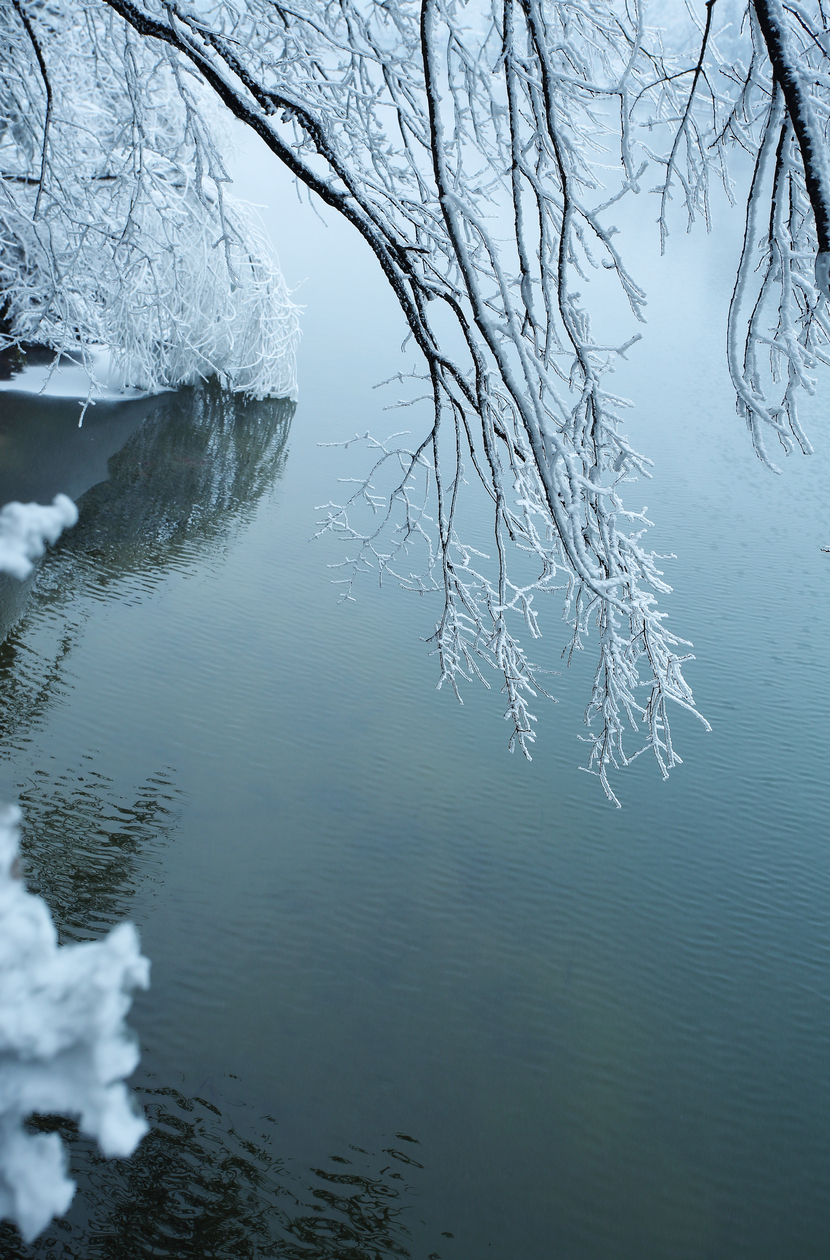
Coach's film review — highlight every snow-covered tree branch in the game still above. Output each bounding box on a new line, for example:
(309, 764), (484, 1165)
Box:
(3, 0), (830, 800)
(724, 0), (830, 469)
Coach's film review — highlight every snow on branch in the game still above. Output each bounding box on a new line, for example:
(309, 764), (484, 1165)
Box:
(6, 0), (827, 797)
(97, 0), (721, 800)
(752, 0), (830, 289)
(94, 0), (725, 796)
(723, 0), (830, 466)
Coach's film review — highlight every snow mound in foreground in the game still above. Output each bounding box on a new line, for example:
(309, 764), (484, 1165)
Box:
(0, 806), (150, 1242)
(0, 495), (78, 579)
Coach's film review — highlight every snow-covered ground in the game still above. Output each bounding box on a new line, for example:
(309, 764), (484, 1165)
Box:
(0, 348), (159, 403)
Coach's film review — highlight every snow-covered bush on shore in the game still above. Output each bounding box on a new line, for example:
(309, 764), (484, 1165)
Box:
(0, 499), (149, 1243)
(1, 0), (299, 399)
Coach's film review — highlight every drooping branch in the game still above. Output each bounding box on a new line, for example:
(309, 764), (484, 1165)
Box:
(752, 0), (830, 293)
(9, 0), (52, 219)
(656, 0), (718, 249)
(719, 0), (830, 464)
(16, 0), (830, 798)
(88, 0), (722, 801)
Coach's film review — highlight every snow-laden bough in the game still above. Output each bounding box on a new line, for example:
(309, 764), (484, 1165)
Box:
(86, 0), (830, 802)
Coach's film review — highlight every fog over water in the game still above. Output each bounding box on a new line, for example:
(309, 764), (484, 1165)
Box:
(1, 113), (830, 1257)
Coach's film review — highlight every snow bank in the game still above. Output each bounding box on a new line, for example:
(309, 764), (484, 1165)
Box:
(0, 348), (157, 402)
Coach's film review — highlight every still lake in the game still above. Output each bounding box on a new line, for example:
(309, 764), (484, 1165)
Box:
(2, 144), (830, 1259)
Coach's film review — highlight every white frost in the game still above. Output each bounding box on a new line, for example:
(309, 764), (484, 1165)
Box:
(1, 3), (299, 401)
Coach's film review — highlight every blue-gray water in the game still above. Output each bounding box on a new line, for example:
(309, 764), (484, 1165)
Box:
(1, 150), (830, 1258)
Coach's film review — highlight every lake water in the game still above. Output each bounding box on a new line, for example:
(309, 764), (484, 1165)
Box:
(2, 144), (830, 1259)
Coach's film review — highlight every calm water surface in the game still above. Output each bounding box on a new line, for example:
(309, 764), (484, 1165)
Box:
(1, 152), (830, 1259)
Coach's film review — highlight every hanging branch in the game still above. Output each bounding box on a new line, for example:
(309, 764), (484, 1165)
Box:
(8, 0), (830, 799)
(752, 0), (830, 294)
(9, 0), (52, 219)
(720, 0), (830, 464)
(90, 0), (720, 802)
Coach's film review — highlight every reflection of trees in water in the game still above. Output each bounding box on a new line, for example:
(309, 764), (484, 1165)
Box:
(42, 383), (294, 583)
(0, 385), (294, 744)
(0, 618), (75, 748)
(16, 764), (181, 946)
(0, 389), (433, 1260)
(0, 385), (293, 943)
(1, 1090), (429, 1260)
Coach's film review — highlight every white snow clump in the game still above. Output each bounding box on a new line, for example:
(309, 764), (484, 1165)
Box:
(0, 806), (150, 1242)
(0, 496), (79, 580)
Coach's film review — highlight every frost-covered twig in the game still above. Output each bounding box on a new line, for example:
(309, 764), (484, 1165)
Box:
(724, 0), (830, 464)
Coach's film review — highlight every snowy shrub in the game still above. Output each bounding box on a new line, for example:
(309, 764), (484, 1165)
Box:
(0, 494), (77, 579)
(0, 1), (299, 398)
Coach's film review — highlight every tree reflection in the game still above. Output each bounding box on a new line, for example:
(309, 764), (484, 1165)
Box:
(0, 385), (293, 739)
(16, 765), (181, 946)
(40, 383), (294, 586)
(0, 385), (294, 940)
(0, 1089), (427, 1259)
(0, 391), (445, 1260)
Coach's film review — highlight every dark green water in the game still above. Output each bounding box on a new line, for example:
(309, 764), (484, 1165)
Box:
(1, 159), (830, 1258)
